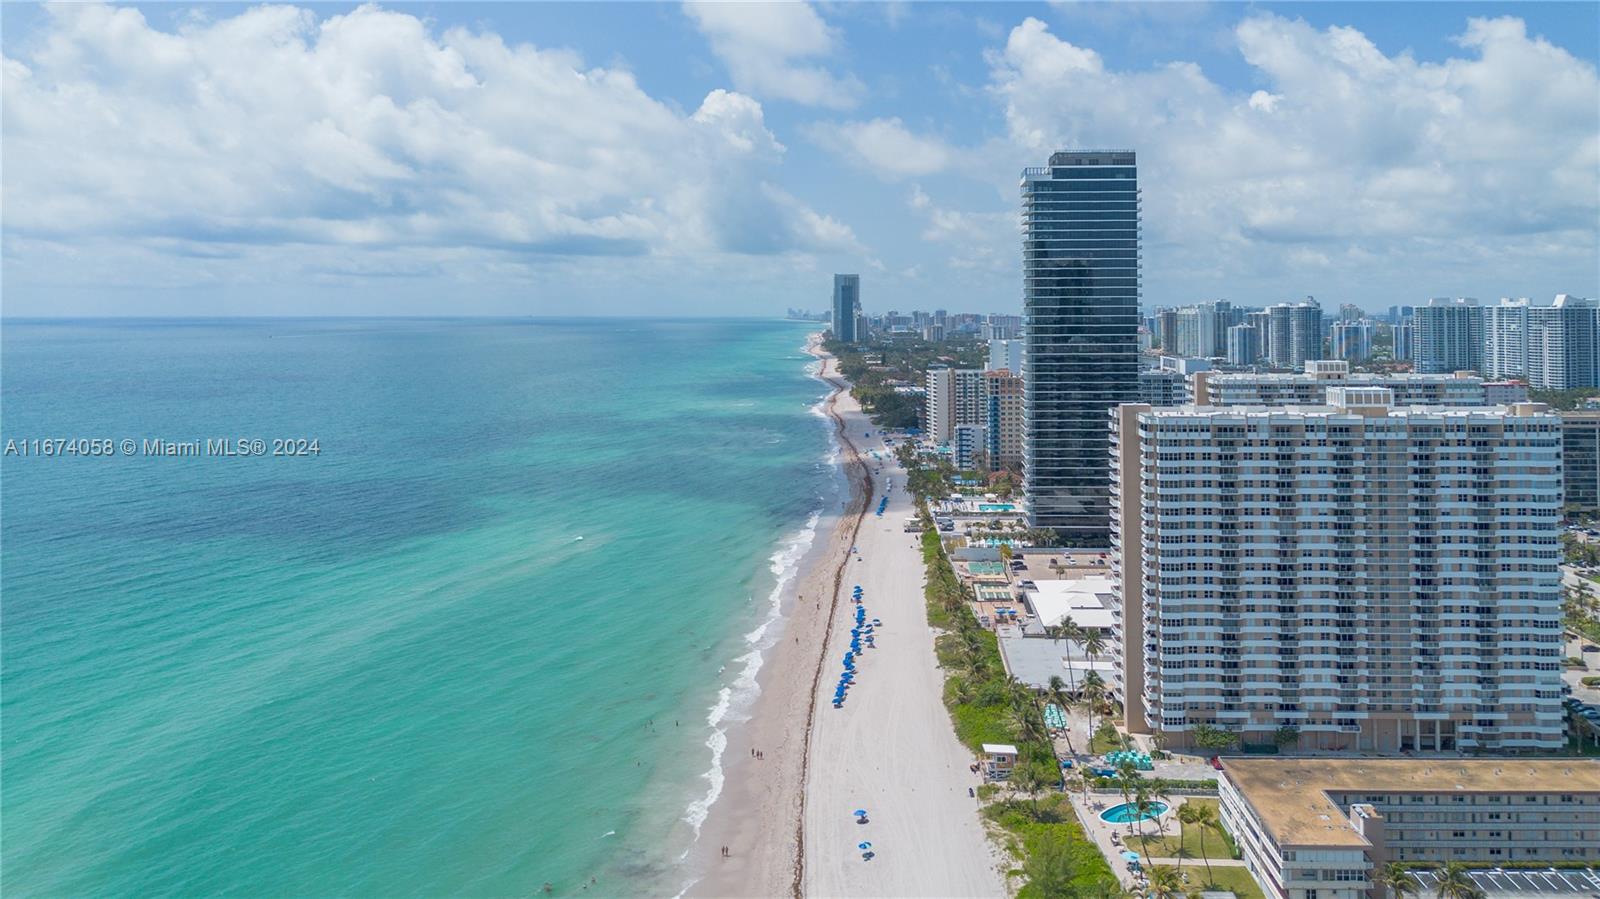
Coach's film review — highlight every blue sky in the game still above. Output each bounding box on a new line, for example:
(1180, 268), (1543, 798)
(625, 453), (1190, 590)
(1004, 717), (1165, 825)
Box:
(2, 1), (1596, 316)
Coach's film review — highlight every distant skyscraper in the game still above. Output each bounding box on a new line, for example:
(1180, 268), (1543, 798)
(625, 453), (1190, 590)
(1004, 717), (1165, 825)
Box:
(1484, 299), (1530, 380)
(1021, 150), (1140, 539)
(1266, 299), (1322, 369)
(1526, 294), (1600, 390)
(1414, 297), (1483, 373)
(831, 274), (860, 343)
(1226, 323), (1261, 366)
(1330, 319), (1374, 363)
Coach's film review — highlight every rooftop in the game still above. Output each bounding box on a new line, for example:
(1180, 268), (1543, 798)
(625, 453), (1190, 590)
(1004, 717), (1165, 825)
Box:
(1222, 758), (1600, 849)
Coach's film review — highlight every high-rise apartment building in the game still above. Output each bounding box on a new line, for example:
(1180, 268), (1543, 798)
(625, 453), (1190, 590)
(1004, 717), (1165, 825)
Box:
(1193, 360), (1491, 407)
(1414, 297), (1483, 374)
(1110, 392), (1564, 752)
(1137, 369), (1185, 406)
(1021, 150), (1140, 539)
(1329, 319), (1374, 363)
(925, 367), (986, 444)
(1527, 294), (1600, 390)
(987, 339), (1023, 374)
(831, 274), (860, 343)
(1266, 300), (1323, 369)
(1483, 298), (1529, 380)
(984, 314), (1023, 340)
(984, 370), (1025, 467)
(1481, 295), (1598, 389)
(1393, 320), (1414, 361)
(1561, 412), (1600, 514)
(1226, 323), (1261, 367)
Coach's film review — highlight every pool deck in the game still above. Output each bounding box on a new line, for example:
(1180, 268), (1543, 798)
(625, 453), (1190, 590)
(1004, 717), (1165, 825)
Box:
(1070, 794), (1245, 887)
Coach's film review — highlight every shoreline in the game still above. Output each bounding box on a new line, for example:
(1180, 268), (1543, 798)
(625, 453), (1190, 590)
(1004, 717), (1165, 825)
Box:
(686, 336), (875, 898)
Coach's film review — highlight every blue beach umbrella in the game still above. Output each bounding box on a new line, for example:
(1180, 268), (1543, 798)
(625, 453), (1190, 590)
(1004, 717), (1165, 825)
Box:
(858, 842), (872, 850)
(853, 809), (867, 817)
(1121, 851), (1140, 862)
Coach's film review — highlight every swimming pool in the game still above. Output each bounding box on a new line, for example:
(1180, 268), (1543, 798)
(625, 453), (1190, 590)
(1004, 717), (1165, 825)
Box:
(977, 503), (1015, 512)
(1099, 801), (1169, 824)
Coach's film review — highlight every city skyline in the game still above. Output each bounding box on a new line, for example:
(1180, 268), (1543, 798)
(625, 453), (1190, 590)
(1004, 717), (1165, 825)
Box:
(2, 1), (1596, 317)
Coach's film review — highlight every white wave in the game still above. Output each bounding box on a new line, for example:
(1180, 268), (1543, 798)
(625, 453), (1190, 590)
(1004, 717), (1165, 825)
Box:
(680, 508), (822, 837)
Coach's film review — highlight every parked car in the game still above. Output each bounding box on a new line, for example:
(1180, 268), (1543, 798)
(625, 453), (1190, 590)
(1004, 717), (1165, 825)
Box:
(1209, 756), (1224, 770)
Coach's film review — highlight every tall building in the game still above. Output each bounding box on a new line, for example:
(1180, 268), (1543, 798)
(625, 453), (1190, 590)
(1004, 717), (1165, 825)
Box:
(1110, 391), (1564, 751)
(925, 367), (985, 443)
(831, 274), (860, 343)
(1483, 298), (1529, 380)
(952, 423), (987, 470)
(983, 314), (1023, 340)
(1481, 295), (1598, 389)
(1266, 300), (1323, 369)
(1393, 320), (1414, 361)
(1021, 150), (1140, 540)
(985, 370), (1025, 467)
(1155, 308), (1179, 352)
(1414, 297), (1483, 374)
(1561, 412), (1600, 514)
(1527, 294), (1600, 390)
(1225, 323), (1261, 367)
(1338, 302), (1363, 322)
(987, 338), (1023, 373)
(1329, 319), (1374, 363)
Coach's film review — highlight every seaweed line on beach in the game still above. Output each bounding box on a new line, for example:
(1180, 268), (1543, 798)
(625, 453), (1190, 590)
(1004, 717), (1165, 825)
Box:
(790, 344), (876, 899)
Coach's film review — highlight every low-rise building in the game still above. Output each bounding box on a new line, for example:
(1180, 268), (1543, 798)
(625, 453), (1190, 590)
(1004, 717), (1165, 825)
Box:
(1193, 360), (1488, 407)
(1219, 758), (1600, 899)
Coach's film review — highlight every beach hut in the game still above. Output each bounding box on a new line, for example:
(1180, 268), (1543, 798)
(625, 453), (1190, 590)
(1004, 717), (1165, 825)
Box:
(980, 743), (1019, 780)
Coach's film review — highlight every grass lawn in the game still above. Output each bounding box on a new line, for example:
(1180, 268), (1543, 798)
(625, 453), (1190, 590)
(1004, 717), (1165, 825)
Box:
(1128, 799), (1233, 861)
(1170, 864), (1266, 899)
(1088, 727), (1122, 754)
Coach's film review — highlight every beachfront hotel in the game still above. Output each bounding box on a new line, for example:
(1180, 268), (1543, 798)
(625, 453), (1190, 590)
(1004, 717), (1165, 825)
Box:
(1218, 758), (1600, 899)
(926, 367), (986, 444)
(1021, 150), (1140, 540)
(1108, 389), (1566, 751)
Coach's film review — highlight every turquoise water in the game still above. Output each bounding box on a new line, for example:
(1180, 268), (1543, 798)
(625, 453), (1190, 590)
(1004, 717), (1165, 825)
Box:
(977, 503), (1014, 512)
(1, 318), (836, 896)
(1100, 801), (1170, 824)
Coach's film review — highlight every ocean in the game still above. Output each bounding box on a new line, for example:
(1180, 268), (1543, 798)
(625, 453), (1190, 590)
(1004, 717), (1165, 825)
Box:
(0, 317), (839, 896)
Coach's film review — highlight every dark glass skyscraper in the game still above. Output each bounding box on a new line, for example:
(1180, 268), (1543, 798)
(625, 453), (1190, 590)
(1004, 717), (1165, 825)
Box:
(831, 274), (860, 343)
(1021, 150), (1140, 540)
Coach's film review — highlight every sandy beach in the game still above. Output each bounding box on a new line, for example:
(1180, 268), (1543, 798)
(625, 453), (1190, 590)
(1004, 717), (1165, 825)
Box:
(689, 338), (1003, 898)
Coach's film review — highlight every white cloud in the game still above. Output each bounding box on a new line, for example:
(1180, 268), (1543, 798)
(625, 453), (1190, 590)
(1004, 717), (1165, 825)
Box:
(906, 186), (1018, 272)
(683, 2), (863, 108)
(807, 117), (957, 178)
(0, 3), (860, 280)
(988, 13), (1600, 298)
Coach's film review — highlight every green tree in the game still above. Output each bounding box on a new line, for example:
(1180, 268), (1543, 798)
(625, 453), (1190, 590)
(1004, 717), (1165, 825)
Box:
(1047, 674), (1079, 758)
(1435, 863), (1484, 899)
(1022, 829), (1082, 898)
(1191, 723), (1239, 752)
(1147, 864), (1184, 899)
(1178, 802), (1217, 882)
(1375, 862), (1421, 899)
(1082, 671), (1108, 738)
(1115, 757), (1142, 837)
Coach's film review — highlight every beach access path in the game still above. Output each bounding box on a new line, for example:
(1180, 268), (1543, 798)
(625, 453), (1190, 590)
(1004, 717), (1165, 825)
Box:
(800, 384), (1007, 897)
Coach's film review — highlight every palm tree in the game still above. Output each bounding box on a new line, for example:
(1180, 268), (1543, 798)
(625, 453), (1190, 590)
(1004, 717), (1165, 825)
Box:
(1435, 863), (1483, 899)
(1115, 757), (1141, 838)
(1011, 761), (1048, 818)
(1082, 670), (1108, 740)
(1375, 862), (1421, 899)
(1047, 674), (1079, 758)
(1082, 629), (1107, 671)
(1147, 864), (1184, 899)
(1049, 617), (1084, 690)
